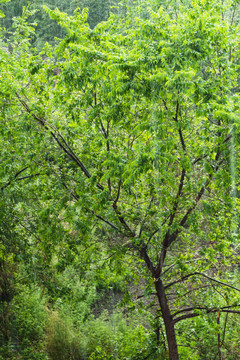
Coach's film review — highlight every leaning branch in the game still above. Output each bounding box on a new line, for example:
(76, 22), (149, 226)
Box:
(112, 201), (135, 237)
(172, 304), (240, 318)
(61, 181), (121, 232)
(147, 227), (159, 244)
(173, 307), (240, 324)
(88, 209), (121, 232)
(140, 243), (155, 276)
(16, 93), (104, 191)
(165, 272), (240, 292)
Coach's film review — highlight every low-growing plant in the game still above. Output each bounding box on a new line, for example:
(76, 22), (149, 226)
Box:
(46, 311), (84, 360)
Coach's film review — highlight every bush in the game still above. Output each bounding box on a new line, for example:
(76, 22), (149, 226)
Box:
(46, 311), (85, 360)
(9, 286), (48, 360)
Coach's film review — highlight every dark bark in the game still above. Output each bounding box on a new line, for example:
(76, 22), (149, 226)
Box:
(139, 245), (179, 359)
(155, 278), (179, 360)
(217, 311), (223, 360)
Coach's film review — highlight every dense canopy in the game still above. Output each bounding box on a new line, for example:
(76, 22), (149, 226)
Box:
(1, 0), (240, 359)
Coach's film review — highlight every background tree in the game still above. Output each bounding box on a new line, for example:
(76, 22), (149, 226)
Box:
(0, 0), (123, 46)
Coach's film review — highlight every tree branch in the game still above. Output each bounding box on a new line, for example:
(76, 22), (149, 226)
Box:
(1, 166), (28, 190)
(114, 179), (122, 204)
(155, 130), (231, 279)
(193, 154), (208, 165)
(61, 181), (121, 232)
(161, 257), (204, 277)
(140, 243), (155, 276)
(1, 167), (40, 190)
(16, 93), (104, 191)
(147, 227), (159, 244)
(173, 307), (240, 324)
(168, 168), (186, 228)
(172, 304), (240, 318)
(112, 201), (135, 237)
(17, 94), (136, 235)
(88, 209), (121, 232)
(173, 100), (186, 152)
(165, 272), (240, 292)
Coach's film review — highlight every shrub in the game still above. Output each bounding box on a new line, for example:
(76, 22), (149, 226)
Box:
(46, 311), (85, 360)
(10, 286), (48, 360)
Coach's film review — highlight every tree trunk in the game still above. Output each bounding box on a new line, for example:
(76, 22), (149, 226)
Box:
(155, 278), (179, 360)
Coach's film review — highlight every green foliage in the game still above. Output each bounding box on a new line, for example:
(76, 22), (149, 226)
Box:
(177, 312), (240, 360)
(0, 0), (125, 46)
(0, 0), (73, 47)
(1, 0), (240, 359)
(77, 0), (111, 29)
(0, 285), (48, 360)
(47, 311), (84, 360)
(46, 308), (158, 360)
(12, 286), (47, 343)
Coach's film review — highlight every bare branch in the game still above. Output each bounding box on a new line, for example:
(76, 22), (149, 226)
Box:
(193, 134), (231, 166)
(155, 130), (230, 278)
(221, 313), (228, 348)
(162, 99), (168, 111)
(230, 2), (237, 27)
(14, 166), (29, 178)
(16, 174), (40, 181)
(18, 93), (135, 235)
(172, 305), (240, 318)
(173, 307), (240, 324)
(172, 313), (199, 323)
(155, 230), (170, 278)
(193, 154), (208, 165)
(217, 311), (222, 360)
(165, 272), (240, 292)
(61, 182), (79, 201)
(99, 118), (107, 139)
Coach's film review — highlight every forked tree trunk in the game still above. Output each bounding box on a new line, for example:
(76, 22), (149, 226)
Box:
(155, 279), (179, 360)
